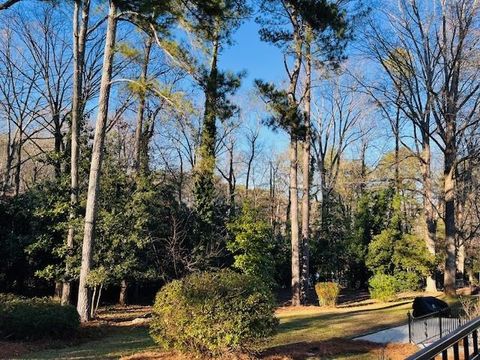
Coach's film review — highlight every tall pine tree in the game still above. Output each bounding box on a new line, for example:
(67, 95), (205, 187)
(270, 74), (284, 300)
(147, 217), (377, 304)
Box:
(256, 0), (348, 305)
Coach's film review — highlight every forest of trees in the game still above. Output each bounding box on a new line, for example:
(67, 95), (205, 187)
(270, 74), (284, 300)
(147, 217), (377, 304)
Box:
(0, 0), (479, 323)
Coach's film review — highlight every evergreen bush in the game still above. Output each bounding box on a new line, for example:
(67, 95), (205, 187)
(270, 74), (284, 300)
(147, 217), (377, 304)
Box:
(0, 294), (79, 340)
(150, 270), (278, 355)
(314, 282), (341, 306)
(368, 274), (398, 302)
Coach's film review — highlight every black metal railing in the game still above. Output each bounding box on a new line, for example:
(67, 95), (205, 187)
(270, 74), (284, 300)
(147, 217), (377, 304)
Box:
(406, 316), (480, 360)
(408, 311), (468, 345)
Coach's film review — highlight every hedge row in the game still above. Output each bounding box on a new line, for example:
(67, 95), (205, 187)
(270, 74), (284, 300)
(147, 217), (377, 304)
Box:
(0, 294), (79, 340)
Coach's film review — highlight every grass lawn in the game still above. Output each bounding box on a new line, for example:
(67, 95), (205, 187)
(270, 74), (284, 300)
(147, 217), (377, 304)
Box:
(8, 296), (427, 360)
(271, 300), (411, 346)
(22, 327), (156, 360)
(2, 307), (157, 360)
(259, 298), (419, 359)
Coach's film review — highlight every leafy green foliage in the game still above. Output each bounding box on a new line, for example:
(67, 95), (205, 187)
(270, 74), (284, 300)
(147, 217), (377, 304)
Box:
(368, 274), (397, 302)
(0, 179), (71, 294)
(180, 0), (251, 45)
(199, 68), (244, 122)
(366, 193), (434, 294)
(94, 151), (137, 285)
(343, 188), (395, 287)
(191, 0), (246, 253)
(254, 79), (305, 137)
(0, 294), (79, 340)
(390, 233), (435, 292)
(311, 193), (351, 281)
(257, 0), (350, 66)
(150, 270), (278, 355)
(93, 144), (200, 285)
(314, 282), (341, 306)
(366, 228), (398, 275)
(392, 234), (434, 277)
(86, 267), (108, 288)
(227, 202), (276, 287)
(126, 175), (195, 280)
(394, 271), (422, 292)
(116, 42), (141, 60)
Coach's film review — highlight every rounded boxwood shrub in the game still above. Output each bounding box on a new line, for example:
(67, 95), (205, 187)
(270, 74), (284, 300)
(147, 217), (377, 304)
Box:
(314, 282), (341, 307)
(150, 270), (278, 355)
(369, 274), (398, 302)
(0, 294), (80, 340)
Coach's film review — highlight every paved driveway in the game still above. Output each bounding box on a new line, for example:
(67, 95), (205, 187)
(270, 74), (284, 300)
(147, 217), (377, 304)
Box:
(354, 325), (410, 344)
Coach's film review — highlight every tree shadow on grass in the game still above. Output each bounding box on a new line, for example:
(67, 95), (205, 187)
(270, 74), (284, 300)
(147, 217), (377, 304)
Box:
(260, 338), (418, 360)
(260, 338), (378, 359)
(22, 326), (155, 360)
(277, 301), (411, 335)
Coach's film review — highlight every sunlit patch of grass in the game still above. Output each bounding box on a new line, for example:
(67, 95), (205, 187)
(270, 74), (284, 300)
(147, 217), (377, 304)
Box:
(265, 300), (412, 349)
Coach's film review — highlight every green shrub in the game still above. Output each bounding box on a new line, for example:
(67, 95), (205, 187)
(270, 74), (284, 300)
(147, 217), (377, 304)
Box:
(0, 294), (79, 340)
(369, 274), (398, 302)
(395, 271), (422, 292)
(227, 202), (276, 288)
(150, 270), (278, 355)
(0, 294), (21, 303)
(314, 282), (341, 306)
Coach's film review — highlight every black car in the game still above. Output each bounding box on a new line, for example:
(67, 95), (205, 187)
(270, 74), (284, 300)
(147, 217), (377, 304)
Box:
(412, 296), (450, 318)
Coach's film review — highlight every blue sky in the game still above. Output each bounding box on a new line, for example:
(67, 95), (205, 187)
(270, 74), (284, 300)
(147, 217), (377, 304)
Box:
(221, 19), (284, 89)
(220, 18), (291, 154)
(216, 5), (400, 168)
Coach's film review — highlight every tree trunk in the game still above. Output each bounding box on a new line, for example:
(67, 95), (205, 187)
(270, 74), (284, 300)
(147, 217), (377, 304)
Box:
(90, 286), (97, 319)
(245, 143), (254, 191)
(457, 241), (465, 285)
(286, 8), (302, 307)
(467, 268), (475, 285)
(317, 154), (325, 205)
(63, 0), (90, 306)
(444, 143), (457, 296)
(133, 35), (152, 173)
(119, 279), (128, 306)
(95, 283), (103, 314)
(421, 141), (437, 292)
(13, 131), (22, 196)
(53, 113), (63, 179)
(440, 10), (460, 296)
(178, 148), (183, 202)
(300, 29), (311, 305)
(394, 103), (400, 192)
(1, 125), (14, 195)
(269, 161), (275, 227)
(456, 160), (470, 286)
(290, 137), (301, 306)
(359, 142), (367, 194)
(227, 141), (235, 215)
(77, 0), (117, 322)
(54, 281), (63, 300)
